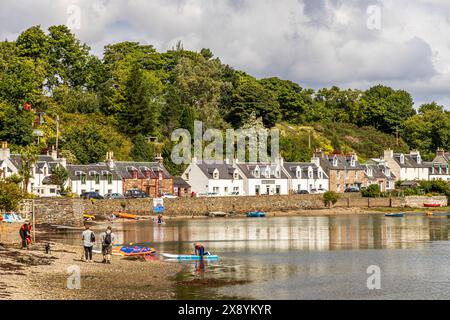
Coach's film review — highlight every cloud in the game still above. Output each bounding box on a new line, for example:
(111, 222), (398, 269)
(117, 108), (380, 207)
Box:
(0, 0), (449, 107)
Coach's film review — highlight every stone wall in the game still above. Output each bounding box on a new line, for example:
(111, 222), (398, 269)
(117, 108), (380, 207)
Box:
(20, 194), (448, 227)
(0, 223), (21, 244)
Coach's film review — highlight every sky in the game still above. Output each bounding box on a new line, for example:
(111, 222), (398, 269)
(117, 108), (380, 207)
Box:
(1, 0), (449, 107)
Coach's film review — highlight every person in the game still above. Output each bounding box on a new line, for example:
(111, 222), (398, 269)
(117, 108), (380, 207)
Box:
(100, 226), (116, 264)
(81, 225), (95, 262)
(157, 214), (164, 224)
(19, 222), (31, 249)
(193, 242), (205, 258)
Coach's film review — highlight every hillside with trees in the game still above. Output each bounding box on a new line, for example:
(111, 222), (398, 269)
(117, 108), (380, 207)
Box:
(1, 25), (449, 175)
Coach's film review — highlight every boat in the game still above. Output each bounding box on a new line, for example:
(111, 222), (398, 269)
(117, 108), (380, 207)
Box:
(83, 214), (95, 220)
(425, 211), (434, 216)
(208, 211), (227, 217)
(1, 213), (25, 223)
(113, 245), (157, 256)
(247, 211), (266, 218)
(385, 213), (405, 217)
(424, 203), (441, 208)
(160, 252), (219, 261)
(117, 213), (138, 220)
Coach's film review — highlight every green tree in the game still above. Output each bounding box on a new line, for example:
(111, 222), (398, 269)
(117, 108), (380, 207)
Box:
(362, 184), (381, 198)
(0, 180), (24, 211)
(48, 165), (69, 193)
(130, 134), (155, 162)
(323, 191), (339, 208)
(0, 100), (35, 146)
(18, 145), (38, 194)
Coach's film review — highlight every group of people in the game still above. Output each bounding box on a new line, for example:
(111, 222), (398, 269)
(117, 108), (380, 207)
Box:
(81, 226), (116, 264)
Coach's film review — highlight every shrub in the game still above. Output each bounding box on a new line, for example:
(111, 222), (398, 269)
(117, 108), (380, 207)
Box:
(362, 184), (381, 198)
(323, 191), (339, 208)
(0, 180), (24, 211)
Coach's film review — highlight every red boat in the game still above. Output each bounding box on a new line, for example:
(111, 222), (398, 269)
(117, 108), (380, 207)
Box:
(423, 203), (441, 208)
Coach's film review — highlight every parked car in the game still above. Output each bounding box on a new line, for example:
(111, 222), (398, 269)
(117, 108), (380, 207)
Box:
(104, 192), (125, 199)
(311, 188), (326, 194)
(80, 191), (104, 200)
(295, 190), (309, 194)
(161, 193), (177, 198)
(344, 187), (360, 193)
(125, 189), (150, 198)
(230, 191), (240, 196)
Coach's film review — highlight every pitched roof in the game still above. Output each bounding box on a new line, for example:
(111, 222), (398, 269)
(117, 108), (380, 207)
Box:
(364, 164), (395, 181)
(283, 162), (328, 179)
(196, 162), (239, 180)
(67, 164), (121, 181)
(318, 154), (364, 171)
(392, 153), (428, 168)
(237, 163), (288, 179)
(173, 176), (191, 188)
(111, 161), (171, 179)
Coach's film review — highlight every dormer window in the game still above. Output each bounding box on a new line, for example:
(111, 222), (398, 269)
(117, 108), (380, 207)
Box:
(132, 169), (138, 179)
(367, 167), (373, 177)
(296, 167), (301, 179)
(233, 170), (239, 180)
(264, 167), (271, 178)
(385, 168), (390, 176)
(333, 156), (338, 167)
(350, 156), (356, 167)
(254, 167), (260, 178)
(213, 169), (219, 180)
(275, 168), (281, 178)
(308, 167), (313, 179)
(318, 171), (323, 179)
(417, 155), (421, 164)
(400, 154), (405, 164)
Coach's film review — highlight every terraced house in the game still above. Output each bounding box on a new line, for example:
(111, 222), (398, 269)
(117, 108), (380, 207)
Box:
(382, 149), (429, 181)
(363, 160), (396, 192)
(313, 149), (367, 192)
(283, 160), (329, 193)
(430, 148), (450, 181)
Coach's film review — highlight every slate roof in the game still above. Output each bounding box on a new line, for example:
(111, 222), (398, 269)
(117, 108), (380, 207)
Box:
(392, 153), (428, 168)
(426, 161), (450, 176)
(237, 163), (288, 179)
(173, 176), (191, 188)
(364, 164), (395, 181)
(318, 154), (365, 171)
(110, 161), (172, 179)
(283, 162), (329, 179)
(67, 164), (121, 181)
(196, 162), (240, 180)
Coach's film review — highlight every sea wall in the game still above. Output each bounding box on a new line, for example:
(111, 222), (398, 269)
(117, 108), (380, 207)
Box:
(15, 194), (448, 227)
(0, 222), (21, 244)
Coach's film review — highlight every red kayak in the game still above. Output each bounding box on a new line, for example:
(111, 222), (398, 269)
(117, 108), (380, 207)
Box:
(423, 203), (441, 208)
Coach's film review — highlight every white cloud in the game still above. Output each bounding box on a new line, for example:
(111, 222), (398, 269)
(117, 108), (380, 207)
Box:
(0, 0), (449, 107)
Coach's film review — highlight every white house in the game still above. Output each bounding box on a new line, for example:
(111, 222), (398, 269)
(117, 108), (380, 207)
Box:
(283, 162), (329, 193)
(235, 158), (290, 196)
(0, 142), (19, 180)
(182, 159), (244, 196)
(363, 160), (396, 192)
(66, 164), (122, 196)
(428, 162), (450, 182)
(382, 149), (429, 182)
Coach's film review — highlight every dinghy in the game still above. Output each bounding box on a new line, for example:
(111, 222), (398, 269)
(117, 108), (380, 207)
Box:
(385, 213), (404, 217)
(247, 211), (266, 218)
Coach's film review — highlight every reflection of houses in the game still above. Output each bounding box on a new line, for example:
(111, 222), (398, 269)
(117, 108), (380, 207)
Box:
(283, 161), (329, 193)
(66, 164), (122, 196)
(382, 149), (429, 181)
(173, 176), (191, 197)
(314, 149), (367, 192)
(235, 157), (289, 196)
(182, 159), (244, 196)
(364, 159), (396, 191)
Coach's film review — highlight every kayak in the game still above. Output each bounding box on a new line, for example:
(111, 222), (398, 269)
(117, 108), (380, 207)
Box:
(113, 245), (157, 256)
(1, 213), (25, 223)
(160, 253), (219, 261)
(247, 211), (266, 218)
(118, 213), (138, 220)
(83, 214), (95, 220)
(385, 213), (404, 217)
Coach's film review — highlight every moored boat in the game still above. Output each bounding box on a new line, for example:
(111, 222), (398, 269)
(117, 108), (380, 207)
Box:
(247, 211), (266, 218)
(117, 213), (138, 219)
(385, 213), (405, 217)
(424, 203), (441, 208)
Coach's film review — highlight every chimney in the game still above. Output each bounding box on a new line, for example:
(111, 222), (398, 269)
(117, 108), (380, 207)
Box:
(314, 148), (325, 159)
(154, 153), (164, 165)
(106, 151), (115, 169)
(276, 155), (284, 166)
(437, 148), (445, 157)
(0, 141), (10, 161)
(311, 156), (320, 167)
(51, 145), (58, 160)
(383, 149), (393, 160)
(224, 158), (230, 165)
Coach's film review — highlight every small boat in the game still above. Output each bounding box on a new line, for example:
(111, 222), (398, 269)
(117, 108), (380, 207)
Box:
(1, 213), (25, 223)
(83, 214), (95, 220)
(247, 211), (266, 218)
(424, 203), (441, 208)
(117, 213), (138, 220)
(113, 245), (157, 256)
(208, 211), (227, 217)
(425, 211), (434, 216)
(385, 213), (405, 217)
(160, 252), (219, 261)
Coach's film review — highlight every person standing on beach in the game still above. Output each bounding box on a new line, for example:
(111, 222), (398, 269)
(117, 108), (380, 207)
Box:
(100, 226), (116, 264)
(19, 222), (31, 249)
(81, 225), (95, 262)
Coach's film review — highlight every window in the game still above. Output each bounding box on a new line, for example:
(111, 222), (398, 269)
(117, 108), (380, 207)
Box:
(275, 185), (280, 195)
(297, 184), (301, 191)
(81, 174), (86, 185)
(255, 185), (260, 195)
(107, 174), (113, 185)
(233, 171), (239, 179)
(296, 169), (301, 179)
(213, 170), (219, 179)
(400, 154), (405, 164)
(308, 168), (313, 179)
(95, 174), (100, 185)
(254, 169), (260, 178)
(224, 187), (228, 195)
(333, 156), (338, 166)
(132, 170), (138, 179)
(275, 169), (281, 178)
(350, 156), (356, 167)
(318, 171), (323, 179)
(213, 186), (219, 193)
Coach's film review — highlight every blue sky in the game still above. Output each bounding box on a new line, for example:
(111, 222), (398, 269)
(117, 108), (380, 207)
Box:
(1, 0), (450, 108)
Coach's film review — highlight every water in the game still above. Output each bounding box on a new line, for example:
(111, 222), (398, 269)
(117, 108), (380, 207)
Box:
(51, 213), (450, 299)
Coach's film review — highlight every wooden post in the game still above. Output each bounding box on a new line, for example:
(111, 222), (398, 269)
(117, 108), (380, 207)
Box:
(32, 200), (35, 243)
(368, 198), (370, 208)
(347, 197), (350, 208)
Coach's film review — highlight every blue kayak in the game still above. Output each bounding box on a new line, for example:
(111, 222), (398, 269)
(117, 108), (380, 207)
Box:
(247, 211), (266, 218)
(161, 253), (219, 261)
(385, 213), (405, 217)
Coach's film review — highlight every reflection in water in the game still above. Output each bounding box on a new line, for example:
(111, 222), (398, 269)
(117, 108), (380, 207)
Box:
(52, 214), (450, 299)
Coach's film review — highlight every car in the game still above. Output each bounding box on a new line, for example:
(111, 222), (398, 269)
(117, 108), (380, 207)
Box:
(230, 191), (240, 196)
(80, 191), (104, 200)
(311, 188), (326, 194)
(296, 190), (310, 194)
(104, 192), (125, 199)
(344, 187), (360, 193)
(125, 189), (150, 199)
(161, 193), (177, 198)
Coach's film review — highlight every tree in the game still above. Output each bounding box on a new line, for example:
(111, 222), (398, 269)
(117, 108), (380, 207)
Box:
(16, 25), (48, 61)
(0, 100), (35, 146)
(130, 134), (155, 162)
(323, 191), (339, 208)
(362, 184), (381, 198)
(48, 165), (69, 193)
(18, 145), (38, 194)
(0, 180), (23, 211)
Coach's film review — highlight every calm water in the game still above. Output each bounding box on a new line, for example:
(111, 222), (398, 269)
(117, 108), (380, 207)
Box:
(52, 213), (450, 300)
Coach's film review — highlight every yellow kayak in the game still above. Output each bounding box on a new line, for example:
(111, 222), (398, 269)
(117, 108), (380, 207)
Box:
(117, 213), (138, 220)
(83, 214), (95, 220)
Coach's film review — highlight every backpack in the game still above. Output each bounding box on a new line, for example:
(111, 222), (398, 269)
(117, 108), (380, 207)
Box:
(90, 231), (96, 243)
(104, 232), (112, 245)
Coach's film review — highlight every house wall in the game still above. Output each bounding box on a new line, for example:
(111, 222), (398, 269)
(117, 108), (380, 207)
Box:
(122, 177), (173, 197)
(429, 174), (450, 182)
(290, 178), (329, 192)
(69, 179), (122, 196)
(327, 169), (367, 192)
(206, 179), (244, 196)
(399, 167), (429, 181)
(245, 178), (289, 196)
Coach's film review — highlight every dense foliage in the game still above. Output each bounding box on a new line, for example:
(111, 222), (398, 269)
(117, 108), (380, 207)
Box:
(0, 25), (448, 176)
